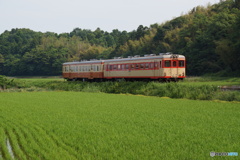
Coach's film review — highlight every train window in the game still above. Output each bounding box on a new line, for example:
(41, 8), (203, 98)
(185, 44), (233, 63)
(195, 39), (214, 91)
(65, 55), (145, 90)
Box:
(140, 64), (144, 69)
(155, 63), (158, 68)
(160, 61), (162, 68)
(126, 64), (129, 69)
(113, 65), (117, 70)
(118, 65), (121, 70)
(131, 64), (135, 69)
(150, 63), (154, 69)
(109, 65), (112, 70)
(165, 60), (171, 67)
(145, 63), (149, 69)
(135, 64), (139, 69)
(179, 60), (184, 67)
(96, 66), (99, 71)
(173, 61), (177, 67)
(122, 64), (125, 70)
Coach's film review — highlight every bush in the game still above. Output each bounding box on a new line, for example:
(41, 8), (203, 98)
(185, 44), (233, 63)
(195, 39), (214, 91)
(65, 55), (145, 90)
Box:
(4, 78), (239, 102)
(214, 91), (240, 101)
(0, 75), (17, 90)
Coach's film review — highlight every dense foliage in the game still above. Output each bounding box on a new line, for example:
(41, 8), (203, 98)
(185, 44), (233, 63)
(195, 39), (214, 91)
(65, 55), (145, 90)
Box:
(0, 0), (239, 76)
(3, 77), (240, 101)
(0, 75), (17, 89)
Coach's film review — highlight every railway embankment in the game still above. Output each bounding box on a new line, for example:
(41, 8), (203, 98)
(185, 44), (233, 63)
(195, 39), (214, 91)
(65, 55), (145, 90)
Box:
(1, 76), (240, 102)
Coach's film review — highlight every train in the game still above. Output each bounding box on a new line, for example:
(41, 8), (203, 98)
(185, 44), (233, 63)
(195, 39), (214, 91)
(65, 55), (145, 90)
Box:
(62, 53), (186, 82)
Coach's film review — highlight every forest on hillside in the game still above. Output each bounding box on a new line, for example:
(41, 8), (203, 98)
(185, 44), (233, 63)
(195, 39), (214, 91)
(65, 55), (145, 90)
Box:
(0, 0), (239, 76)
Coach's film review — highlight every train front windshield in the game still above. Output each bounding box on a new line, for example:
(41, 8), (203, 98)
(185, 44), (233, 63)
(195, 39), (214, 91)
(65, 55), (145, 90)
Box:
(163, 60), (185, 68)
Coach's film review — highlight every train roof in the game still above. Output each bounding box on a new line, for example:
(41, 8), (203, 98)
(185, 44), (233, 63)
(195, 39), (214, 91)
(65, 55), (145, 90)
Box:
(63, 60), (103, 65)
(63, 53), (185, 65)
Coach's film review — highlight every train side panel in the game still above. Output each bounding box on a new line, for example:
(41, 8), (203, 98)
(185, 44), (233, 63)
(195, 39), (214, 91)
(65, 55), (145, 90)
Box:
(62, 54), (186, 81)
(104, 59), (161, 79)
(103, 56), (185, 80)
(62, 62), (104, 80)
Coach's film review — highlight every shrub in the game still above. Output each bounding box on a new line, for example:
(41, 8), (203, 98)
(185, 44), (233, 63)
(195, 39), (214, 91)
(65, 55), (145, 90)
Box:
(0, 75), (17, 90)
(214, 91), (240, 101)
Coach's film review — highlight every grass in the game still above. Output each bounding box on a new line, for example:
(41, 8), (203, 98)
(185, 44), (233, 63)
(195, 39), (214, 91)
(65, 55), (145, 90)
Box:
(1, 76), (239, 101)
(181, 77), (240, 86)
(0, 92), (239, 159)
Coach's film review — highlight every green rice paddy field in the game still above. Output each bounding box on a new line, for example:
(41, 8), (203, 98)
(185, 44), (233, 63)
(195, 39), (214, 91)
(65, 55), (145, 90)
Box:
(0, 91), (239, 160)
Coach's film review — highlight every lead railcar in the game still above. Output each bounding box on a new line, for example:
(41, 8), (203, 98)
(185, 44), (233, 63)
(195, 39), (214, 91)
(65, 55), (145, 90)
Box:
(62, 53), (186, 82)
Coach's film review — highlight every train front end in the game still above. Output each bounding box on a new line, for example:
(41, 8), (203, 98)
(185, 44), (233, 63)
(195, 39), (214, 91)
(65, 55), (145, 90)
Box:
(161, 54), (186, 81)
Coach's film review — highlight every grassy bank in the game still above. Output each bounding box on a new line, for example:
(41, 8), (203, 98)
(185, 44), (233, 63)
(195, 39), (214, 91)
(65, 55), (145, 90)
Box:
(0, 92), (239, 159)
(16, 77), (240, 101)
(1, 76), (240, 101)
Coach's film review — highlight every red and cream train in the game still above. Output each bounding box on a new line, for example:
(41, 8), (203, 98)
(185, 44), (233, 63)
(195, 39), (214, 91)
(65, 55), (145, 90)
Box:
(62, 53), (186, 82)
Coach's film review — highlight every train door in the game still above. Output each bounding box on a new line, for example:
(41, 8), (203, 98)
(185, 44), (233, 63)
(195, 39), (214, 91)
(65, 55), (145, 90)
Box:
(69, 65), (73, 79)
(67, 66), (70, 78)
(171, 60), (178, 78)
(154, 60), (159, 78)
(105, 64), (109, 78)
(63, 65), (70, 78)
(90, 64), (93, 79)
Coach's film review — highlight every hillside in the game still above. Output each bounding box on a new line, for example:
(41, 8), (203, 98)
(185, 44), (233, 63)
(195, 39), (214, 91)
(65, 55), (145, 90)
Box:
(0, 0), (239, 76)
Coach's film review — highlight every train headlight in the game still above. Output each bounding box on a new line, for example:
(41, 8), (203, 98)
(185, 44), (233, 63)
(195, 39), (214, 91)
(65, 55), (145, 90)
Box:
(182, 72), (185, 76)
